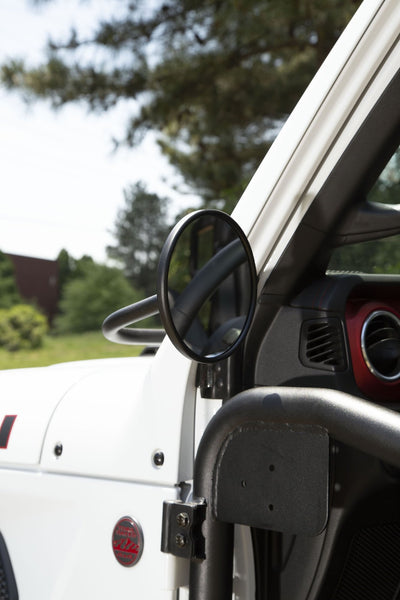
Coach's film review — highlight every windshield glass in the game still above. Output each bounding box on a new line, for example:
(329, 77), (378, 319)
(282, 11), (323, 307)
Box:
(328, 146), (400, 274)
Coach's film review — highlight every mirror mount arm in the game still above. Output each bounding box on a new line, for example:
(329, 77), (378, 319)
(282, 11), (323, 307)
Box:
(167, 239), (246, 338)
(102, 295), (165, 346)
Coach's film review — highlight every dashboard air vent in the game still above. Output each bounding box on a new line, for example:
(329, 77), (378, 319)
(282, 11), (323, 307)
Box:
(300, 318), (347, 372)
(361, 310), (400, 381)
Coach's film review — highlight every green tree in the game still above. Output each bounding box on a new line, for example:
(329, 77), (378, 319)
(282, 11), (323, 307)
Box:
(57, 249), (95, 298)
(0, 251), (21, 309)
(55, 262), (137, 333)
(57, 248), (74, 296)
(0, 0), (361, 210)
(107, 182), (171, 296)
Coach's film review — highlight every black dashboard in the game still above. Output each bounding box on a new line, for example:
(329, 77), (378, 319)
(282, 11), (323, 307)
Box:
(254, 273), (400, 600)
(255, 274), (400, 404)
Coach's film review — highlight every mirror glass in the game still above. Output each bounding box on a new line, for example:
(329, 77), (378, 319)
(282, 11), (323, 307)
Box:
(158, 210), (256, 362)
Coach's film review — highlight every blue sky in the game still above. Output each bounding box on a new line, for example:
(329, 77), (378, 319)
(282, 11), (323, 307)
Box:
(0, 0), (191, 262)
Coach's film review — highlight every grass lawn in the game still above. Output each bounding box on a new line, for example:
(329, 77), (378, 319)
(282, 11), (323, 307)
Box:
(0, 331), (144, 370)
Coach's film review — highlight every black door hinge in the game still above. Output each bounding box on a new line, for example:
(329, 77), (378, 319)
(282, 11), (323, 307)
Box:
(161, 500), (206, 560)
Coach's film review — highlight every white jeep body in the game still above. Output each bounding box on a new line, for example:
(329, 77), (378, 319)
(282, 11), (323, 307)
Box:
(1, 1), (400, 598)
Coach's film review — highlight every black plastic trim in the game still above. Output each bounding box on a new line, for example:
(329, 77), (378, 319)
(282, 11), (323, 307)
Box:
(332, 200), (400, 246)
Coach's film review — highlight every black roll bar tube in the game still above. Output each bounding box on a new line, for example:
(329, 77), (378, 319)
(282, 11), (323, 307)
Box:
(102, 294), (165, 346)
(190, 386), (400, 600)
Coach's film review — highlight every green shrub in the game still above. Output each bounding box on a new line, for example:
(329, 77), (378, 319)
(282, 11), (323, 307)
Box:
(0, 305), (48, 351)
(55, 263), (138, 333)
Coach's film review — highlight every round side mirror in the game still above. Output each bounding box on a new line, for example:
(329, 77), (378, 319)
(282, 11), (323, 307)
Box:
(157, 209), (257, 362)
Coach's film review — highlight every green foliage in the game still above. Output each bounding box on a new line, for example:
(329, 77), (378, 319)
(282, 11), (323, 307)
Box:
(0, 0), (361, 208)
(55, 262), (137, 333)
(0, 251), (21, 309)
(107, 182), (172, 295)
(0, 304), (48, 351)
(329, 235), (400, 275)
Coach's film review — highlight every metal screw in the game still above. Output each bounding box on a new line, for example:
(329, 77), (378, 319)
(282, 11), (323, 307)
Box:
(176, 512), (190, 528)
(153, 451), (164, 467)
(175, 533), (187, 548)
(54, 443), (63, 457)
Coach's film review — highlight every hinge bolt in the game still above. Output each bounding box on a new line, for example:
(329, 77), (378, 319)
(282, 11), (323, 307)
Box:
(175, 533), (187, 548)
(176, 512), (190, 528)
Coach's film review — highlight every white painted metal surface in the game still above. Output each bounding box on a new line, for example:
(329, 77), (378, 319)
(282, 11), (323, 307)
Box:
(0, 468), (180, 599)
(0, 353), (194, 598)
(0, 362), (112, 466)
(41, 347), (197, 485)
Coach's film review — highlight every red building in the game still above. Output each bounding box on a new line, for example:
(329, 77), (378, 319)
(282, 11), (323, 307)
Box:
(6, 253), (59, 323)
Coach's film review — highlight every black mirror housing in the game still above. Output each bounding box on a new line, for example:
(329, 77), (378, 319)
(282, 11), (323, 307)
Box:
(157, 209), (257, 363)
